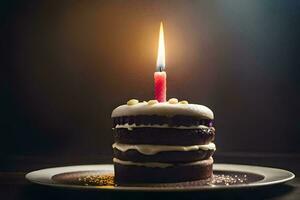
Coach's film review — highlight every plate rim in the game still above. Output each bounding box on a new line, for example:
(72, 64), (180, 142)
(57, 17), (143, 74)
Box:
(25, 163), (295, 191)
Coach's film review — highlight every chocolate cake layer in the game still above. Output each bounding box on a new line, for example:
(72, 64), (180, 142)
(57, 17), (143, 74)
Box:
(114, 162), (213, 184)
(113, 115), (213, 127)
(113, 127), (215, 145)
(113, 148), (215, 163)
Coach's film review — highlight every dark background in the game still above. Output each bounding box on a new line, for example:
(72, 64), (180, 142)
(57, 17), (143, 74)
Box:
(2, 0), (300, 158)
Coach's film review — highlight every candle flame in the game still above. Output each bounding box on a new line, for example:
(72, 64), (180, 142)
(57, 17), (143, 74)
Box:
(156, 22), (165, 71)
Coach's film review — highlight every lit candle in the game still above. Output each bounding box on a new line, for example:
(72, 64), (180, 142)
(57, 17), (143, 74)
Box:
(154, 22), (167, 102)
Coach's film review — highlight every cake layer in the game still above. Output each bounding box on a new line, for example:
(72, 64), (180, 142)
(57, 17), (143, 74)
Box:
(113, 157), (213, 184)
(113, 148), (214, 163)
(113, 115), (213, 127)
(113, 127), (215, 145)
(112, 102), (214, 120)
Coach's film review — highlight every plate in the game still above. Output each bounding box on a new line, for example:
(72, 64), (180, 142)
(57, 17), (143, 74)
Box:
(25, 164), (295, 191)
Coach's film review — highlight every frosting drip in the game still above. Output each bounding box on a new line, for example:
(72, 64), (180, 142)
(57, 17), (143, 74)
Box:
(113, 157), (213, 168)
(112, 142), (216, 155)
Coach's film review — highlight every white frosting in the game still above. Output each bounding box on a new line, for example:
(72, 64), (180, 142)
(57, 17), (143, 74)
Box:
(112, 142), (216, 155)
(111, 102), (214, 120)
(114, 123), (210, 131)
(113, 157), (213, 168)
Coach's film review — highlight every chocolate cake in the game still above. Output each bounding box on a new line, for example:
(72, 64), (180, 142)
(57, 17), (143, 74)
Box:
(111, 98), (216, 184)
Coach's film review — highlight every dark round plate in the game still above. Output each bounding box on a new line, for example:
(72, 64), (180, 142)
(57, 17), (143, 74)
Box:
(25, 164), (295, 191)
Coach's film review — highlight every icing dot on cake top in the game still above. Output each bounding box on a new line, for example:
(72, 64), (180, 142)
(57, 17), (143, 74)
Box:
(168, 98), (178, 104)
(179, 100), (189, 104)
(148, 100), (158, 105)
(127, 99), (139, 106)
(112, 100), (214, 119)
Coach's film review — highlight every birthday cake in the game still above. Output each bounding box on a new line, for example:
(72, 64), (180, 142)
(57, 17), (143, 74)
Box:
(111, 98), (216, 184)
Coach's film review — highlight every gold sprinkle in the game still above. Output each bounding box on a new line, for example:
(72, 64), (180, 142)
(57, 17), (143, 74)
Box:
(77, 174), (114, 186)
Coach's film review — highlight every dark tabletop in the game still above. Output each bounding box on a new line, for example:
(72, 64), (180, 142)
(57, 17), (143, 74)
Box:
(1, 153), (299, 200)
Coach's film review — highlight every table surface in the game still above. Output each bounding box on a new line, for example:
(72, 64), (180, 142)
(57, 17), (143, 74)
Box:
(1, 153), (299, 200)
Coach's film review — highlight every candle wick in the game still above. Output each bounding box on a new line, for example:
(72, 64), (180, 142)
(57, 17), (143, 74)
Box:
(158, 66), (163, 72)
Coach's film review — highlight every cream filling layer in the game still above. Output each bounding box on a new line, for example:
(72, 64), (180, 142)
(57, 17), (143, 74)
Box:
(112, 142), (216, 155)
(113, 157), (213, 168)
(114, 123), (210, 131)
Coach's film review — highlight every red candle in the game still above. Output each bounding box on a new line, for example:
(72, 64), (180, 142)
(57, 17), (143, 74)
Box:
(154, 22), (167, 102)
(154, 71), (166, 102)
